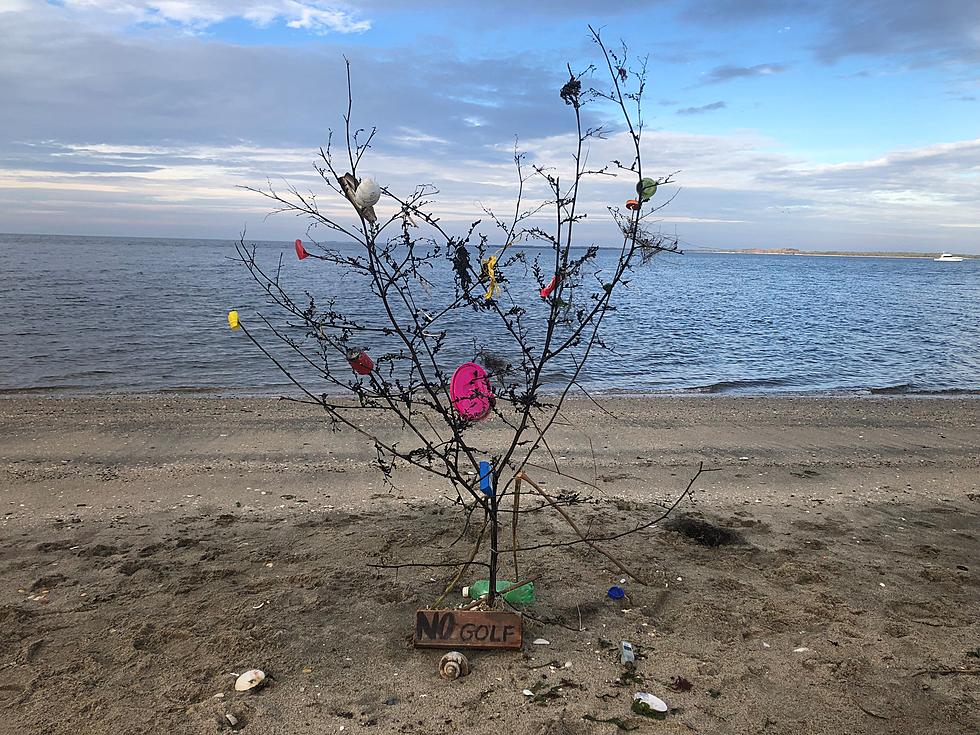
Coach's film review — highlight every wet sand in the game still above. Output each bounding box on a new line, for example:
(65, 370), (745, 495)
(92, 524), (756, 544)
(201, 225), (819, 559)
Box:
(0, 396), (977, 734)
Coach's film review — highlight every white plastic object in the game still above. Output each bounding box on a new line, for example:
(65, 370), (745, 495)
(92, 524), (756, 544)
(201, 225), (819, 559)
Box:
(354, 178), (381, 207)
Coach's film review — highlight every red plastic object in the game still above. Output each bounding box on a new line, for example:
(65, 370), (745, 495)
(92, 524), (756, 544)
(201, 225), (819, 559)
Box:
(540, 274), (559, 299)
(295, 239), (309, 260)
(450, 362), (494, 421)
(346, 348), (373, 375)
(625, 199), (640, 211)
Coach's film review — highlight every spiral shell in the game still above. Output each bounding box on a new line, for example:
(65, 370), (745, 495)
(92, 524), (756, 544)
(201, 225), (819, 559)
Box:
(438, 651), (470, 680)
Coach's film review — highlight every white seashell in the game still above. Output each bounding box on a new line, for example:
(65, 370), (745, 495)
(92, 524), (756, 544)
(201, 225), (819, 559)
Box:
(532, 638), (550, 645)
(234, 669), (266, 691)
(633, 692), (668, 713)
(438, 651), (470, 680)
(354, 178), (381, 207)
(225, 714), (238, 726)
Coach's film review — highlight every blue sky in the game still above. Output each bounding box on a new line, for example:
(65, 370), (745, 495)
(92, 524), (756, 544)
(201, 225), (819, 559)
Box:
(0, 0), (977, 251)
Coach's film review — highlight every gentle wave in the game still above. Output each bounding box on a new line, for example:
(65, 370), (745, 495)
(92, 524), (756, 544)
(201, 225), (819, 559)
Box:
(0, 385), (90, 395)
(869, 382), (916, 395)
(869, 384), (980, 396)
(682, 377), (797, 393)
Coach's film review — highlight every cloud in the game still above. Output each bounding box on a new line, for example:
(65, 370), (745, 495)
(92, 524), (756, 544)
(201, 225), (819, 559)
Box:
(0, 6), (575, 152)
(0, 1), (977, 252)
(681, 0), (980, 66)
(2, 128), (978, 252)
(759, 138), (980, 201)
(478, 129), (980, 251)
(748, 138), (980, 247)
(676, 101), (727, 115)
(56, 0), (371, 33)
(700, 63), (787, 84)
(814, 1), (980, 65)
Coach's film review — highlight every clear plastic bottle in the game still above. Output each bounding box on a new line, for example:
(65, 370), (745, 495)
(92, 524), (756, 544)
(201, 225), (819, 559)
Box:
(462, 580), (535, 604)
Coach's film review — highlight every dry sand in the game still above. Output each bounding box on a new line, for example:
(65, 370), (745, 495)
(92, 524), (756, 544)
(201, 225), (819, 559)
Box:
(0, 396), (977, 734)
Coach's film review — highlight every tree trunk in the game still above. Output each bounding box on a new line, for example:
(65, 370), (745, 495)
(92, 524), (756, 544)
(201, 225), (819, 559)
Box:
(487, 494), (499, 606)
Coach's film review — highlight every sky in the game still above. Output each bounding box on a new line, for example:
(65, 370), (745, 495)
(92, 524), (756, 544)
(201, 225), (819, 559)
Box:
(0, 0), (978, 252)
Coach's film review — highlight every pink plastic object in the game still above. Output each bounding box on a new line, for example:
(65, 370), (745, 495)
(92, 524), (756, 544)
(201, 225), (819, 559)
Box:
(540, 274), (559, 299)
(450, 362), (494, 421)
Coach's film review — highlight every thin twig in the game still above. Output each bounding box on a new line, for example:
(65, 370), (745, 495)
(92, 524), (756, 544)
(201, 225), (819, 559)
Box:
(518, 472), (647, 585)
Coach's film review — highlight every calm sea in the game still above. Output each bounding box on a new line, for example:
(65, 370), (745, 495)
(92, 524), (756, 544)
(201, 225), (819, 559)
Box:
(1, 233), (977, 396)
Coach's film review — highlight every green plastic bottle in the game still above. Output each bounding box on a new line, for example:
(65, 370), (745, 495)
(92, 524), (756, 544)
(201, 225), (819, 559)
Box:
(463, 579), (535, 604)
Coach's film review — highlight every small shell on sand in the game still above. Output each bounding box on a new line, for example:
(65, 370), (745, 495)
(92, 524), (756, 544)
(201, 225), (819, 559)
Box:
(438, 651), (470, 680)
(234, 669), (266, 691)
(633, 692), (669, 714)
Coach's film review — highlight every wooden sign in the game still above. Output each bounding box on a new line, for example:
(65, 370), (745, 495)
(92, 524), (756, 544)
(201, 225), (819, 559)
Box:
(414, 609), (523, 650)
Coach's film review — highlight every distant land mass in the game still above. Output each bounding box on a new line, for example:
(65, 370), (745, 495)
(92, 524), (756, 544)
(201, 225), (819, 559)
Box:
(693, 247), (975, 259)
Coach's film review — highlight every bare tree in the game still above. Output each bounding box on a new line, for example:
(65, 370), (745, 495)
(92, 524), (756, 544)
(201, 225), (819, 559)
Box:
(230, 27), (704, 612)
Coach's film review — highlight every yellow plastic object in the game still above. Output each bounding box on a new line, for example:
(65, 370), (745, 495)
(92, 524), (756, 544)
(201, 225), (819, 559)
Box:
(227, 310), (240, 330)
(482, 256), (500, 300)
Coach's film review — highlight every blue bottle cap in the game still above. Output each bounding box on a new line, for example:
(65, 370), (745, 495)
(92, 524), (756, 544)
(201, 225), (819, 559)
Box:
(479, 460), (494, 496)
(607, 585), (626, 600)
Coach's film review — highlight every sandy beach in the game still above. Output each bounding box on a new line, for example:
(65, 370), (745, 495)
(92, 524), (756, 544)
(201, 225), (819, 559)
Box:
(0, 396), (977, 734)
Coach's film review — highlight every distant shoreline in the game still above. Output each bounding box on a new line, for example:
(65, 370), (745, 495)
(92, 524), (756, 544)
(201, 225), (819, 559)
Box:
(693, 248), (975, 260)
(3, 233), (977, 260)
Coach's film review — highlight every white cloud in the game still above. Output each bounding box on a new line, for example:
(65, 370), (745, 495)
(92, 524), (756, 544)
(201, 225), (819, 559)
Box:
(4, 132), (979, 252)
(0, 2), (976, 250)
(57, 0), (371, 33)
(0, 0), (32, 12)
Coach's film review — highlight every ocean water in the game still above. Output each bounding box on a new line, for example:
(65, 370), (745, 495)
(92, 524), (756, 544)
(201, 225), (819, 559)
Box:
(1, 233), (978, 396)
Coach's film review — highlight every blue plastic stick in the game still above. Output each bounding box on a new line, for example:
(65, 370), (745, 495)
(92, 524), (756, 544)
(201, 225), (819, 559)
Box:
(479, 461), (494, 496)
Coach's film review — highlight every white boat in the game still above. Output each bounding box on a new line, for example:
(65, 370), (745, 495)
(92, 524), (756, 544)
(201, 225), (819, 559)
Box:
(934, 253), (964, 262)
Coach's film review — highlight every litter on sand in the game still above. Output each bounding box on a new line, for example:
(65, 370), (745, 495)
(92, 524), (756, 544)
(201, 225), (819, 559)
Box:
(619, 641), (635, 665)
(632, 692), (668, 717)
